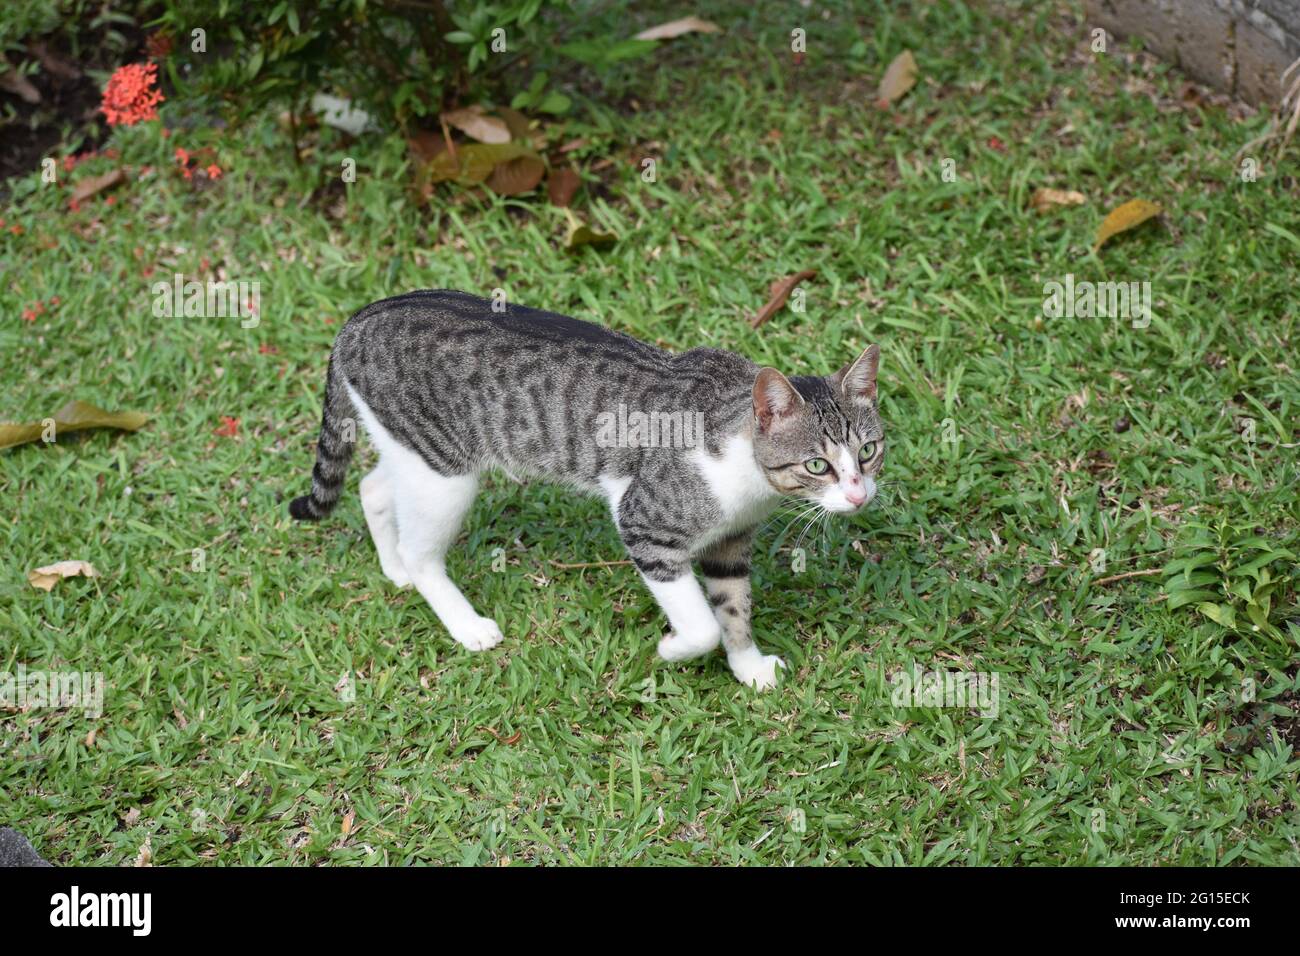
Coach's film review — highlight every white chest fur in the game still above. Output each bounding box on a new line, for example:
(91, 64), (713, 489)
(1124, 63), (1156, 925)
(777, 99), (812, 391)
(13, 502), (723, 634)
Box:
(688, 431), (780, 551)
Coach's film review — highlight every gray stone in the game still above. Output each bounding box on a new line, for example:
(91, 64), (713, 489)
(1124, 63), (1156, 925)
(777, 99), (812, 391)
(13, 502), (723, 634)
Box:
(0, 827), (52, 867)
(1086, 0), (1300, 105)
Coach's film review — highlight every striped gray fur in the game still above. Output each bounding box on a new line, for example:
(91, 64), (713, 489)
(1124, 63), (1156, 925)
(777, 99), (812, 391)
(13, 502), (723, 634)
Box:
(290, 289), (885, 687)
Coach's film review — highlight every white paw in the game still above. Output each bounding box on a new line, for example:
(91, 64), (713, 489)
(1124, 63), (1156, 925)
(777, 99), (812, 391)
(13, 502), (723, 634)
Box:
(450, 616), (504, 651)
(381, 561), (412, 589)
(729, 651), (786, 691)
(657, 628), (721, 662)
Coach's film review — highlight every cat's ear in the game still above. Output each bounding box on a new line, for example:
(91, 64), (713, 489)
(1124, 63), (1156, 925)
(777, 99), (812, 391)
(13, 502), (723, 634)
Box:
(753, 368), (804, 432)
(832, 344), (880, 404)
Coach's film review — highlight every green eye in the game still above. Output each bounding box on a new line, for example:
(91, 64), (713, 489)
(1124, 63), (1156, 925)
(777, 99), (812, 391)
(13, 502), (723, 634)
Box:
(805, 457), (830, 475)
(858, 441), (877, 462)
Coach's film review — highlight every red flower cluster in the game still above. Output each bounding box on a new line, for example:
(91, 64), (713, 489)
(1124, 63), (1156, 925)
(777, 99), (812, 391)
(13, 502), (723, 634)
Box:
(21, 298), (59, 323)
(101, 62), (164, 126)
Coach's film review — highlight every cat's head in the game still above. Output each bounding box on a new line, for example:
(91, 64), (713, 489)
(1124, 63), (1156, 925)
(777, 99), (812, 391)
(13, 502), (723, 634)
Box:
(750, 345), (884, 513)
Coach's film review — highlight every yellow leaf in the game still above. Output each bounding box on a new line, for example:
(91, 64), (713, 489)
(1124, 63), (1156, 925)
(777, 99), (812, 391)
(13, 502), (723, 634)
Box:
(0, 399), (149, 450)
(877, 50), (918, 107)
(27, 560), (100, 591)
(1093, 199), (1163, 252)
(1031, 187), (1087, 213)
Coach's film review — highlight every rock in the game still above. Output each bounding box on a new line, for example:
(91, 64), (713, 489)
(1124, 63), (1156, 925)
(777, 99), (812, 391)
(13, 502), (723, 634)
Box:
(0, 827), (52, 867)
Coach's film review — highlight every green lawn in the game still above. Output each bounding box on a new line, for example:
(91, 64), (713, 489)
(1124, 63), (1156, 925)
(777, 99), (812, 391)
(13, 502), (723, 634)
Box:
(2, 0), (1298, 865)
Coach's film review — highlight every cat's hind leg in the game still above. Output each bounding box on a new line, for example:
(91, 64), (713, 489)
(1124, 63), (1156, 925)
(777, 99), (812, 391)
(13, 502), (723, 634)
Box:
(392, 464), (503, 652)
(359, 463), (410, 588)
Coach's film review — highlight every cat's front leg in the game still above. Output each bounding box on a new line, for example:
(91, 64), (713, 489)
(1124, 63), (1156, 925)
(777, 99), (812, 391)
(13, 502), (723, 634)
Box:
(700, 531), (785, 691)
(614, 488), (721, 662)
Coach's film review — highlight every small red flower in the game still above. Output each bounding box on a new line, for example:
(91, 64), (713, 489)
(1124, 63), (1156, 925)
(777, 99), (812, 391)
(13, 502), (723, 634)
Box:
(258, 343), (279, 355)
(22, 308), (36, 322)
(68, 198), (81, 212)
(987, 135), (1006, 152)
(214, 416), (240, 438)
(205, 164), (222, 180)
(101, 62), (164, 126)
(10, 224), (23, 235)
(105, 195), (117, 206)
(174, 146), (190, 165)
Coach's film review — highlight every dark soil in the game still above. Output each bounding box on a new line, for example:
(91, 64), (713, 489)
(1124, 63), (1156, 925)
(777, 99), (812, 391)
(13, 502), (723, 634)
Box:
(0, 25), (148, 185)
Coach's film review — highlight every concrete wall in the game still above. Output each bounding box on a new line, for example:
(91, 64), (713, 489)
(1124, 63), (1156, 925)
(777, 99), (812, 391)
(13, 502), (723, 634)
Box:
(1085, 0), (1300, 105)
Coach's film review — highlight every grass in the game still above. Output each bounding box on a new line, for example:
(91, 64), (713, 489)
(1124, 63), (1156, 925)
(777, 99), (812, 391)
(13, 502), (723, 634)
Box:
(2, 0), (1298, 865)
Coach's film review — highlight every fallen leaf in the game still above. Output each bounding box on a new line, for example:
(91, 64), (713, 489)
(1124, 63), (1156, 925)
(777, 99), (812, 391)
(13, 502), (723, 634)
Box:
(634, 16), (721, 41)
(547, 167), (581, 207)
(123, 807), (141, 827)
(750, 270), (817, 329)
(27, 560), (99, 592)
(1031, 187), (1087, 213)
(441, 106), (511, 145)
(428, 142), (538, 186)
(1093, 198), (1163, 253)
(0, 400), (148, 451)
(71, 168), (127, 204)
(408, 129), (448, 165)
(564, 207), (617, 251)
(134, 835), (152, 867)
(486, 153), (546, 195)
(213, 416), (239, 438)
(341, 811), (355, 836)
(876, 50), (917, 108)
(494, 106), (533, 142)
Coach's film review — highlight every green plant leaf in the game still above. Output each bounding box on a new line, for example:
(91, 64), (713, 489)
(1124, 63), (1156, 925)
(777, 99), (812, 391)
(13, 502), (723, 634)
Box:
(1196, 602), (1237, 628)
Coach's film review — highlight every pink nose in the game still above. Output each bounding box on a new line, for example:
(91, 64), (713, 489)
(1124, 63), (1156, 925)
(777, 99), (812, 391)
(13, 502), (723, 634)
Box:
(845, 487), (867, 506)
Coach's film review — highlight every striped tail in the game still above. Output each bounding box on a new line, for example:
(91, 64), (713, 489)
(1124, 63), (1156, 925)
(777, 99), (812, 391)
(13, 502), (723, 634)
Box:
(289, 356), (356, 521)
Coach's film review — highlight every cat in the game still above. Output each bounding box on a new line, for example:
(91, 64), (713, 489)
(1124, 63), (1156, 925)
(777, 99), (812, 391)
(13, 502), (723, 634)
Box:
(290, 290), (884, 690)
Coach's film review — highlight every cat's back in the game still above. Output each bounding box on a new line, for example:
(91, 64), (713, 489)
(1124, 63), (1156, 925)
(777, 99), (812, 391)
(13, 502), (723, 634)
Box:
(335, 289), (667, 368)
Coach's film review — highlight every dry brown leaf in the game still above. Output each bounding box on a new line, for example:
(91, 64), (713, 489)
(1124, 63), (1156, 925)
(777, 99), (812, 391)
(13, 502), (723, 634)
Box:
(750, 270), (817, 329)
(408, 129), (448, 165)
(134, 835), (152, 867)
(634, 16), (721, 41)
(27, 560), (99, 592)
(876, 50), (918, 108)
(486, 154), (546, 195)
(341, 811), (355, 836)
(441, 107), (511, 144)
(494, 106), (533, 141)
(1093, 199), (1163, 253)
(1031, 188), (1086, 213)
(71, 168), (127, 203)
(547, 167), (581, 207)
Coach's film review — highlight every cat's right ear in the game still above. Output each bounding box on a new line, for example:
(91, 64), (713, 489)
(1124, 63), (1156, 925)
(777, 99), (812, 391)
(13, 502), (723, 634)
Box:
(753, 368), (803, 433)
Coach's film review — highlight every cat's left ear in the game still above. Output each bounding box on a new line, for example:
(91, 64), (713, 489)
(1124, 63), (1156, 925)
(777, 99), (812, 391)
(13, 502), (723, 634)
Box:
(832, 344), (880, 404)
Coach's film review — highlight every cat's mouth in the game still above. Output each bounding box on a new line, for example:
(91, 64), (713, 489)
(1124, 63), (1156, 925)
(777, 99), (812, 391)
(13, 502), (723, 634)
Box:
(817, 476), (876, 514)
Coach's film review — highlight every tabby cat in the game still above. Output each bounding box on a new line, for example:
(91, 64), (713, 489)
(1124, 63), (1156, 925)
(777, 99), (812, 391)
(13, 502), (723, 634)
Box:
(290, 290), (884, 690)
